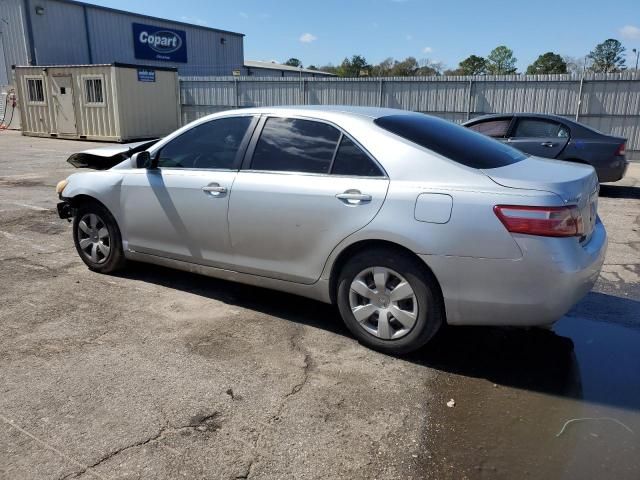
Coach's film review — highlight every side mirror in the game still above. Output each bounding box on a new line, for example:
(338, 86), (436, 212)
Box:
(131, 151), (152, 169)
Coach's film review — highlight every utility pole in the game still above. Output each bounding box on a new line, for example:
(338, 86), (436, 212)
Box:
(633, 49), (639, 71)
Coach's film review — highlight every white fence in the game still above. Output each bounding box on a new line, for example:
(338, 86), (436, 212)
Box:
(180, 72), (640, 160)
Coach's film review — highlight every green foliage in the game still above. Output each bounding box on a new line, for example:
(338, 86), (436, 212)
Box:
(486, 46), (517, 75)
(284, 58), (303, 68)
(526, 52), (568, 74)
(588, 39), (626, 73)
(337, 55), (371, 77)
(458, 55), (488, 75)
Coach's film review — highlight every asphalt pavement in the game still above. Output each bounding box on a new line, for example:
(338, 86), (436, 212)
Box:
(0, 130), (638, 479)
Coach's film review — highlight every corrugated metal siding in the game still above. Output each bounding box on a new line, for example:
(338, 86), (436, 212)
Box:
(115, 67), (179, 140)
(0, 0), (30, 74)
(86, 8), (243, 75)
(179, 73), (640, 160)
(14, 67), (51, 134)
(1, 0), (243, 75)
(29, 0), (90, 65)
(71, 65), (118, 139)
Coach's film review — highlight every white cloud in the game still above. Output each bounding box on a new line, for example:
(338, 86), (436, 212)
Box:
(619, 25), (640, 40)
(299, 33), (318, 43)
(239, 12), (248, 19)
(422, 46), (433, 54)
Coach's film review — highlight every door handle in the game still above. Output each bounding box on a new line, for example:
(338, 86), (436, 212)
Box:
(541, 141), (555, 147)
(336, 190), (372, 205)
(202, 184), (227, 196)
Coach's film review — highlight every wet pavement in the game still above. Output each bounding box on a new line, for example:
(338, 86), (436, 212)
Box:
(0, 130), (639, 479)
(416, 174), (640, 479)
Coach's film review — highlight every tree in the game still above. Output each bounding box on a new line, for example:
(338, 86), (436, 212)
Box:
(284, 58), (302, 68)
(486, 46), (517, 75)
(389, 57), (419, 76)
(338, 55), (370, 77)
(371, 57), (395, 77)
(588, 39), (626, 73)
(526, 52), (567, 74)
(458, 55), (488, 75)
(563, 55), (587, 75)
(416, 58), (444, 76)
(318, 64), (339, 75)
(307, 65), (318, 71)
(443, 68), (464, 76)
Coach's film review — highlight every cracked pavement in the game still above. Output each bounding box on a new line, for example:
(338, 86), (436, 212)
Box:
(1, 130), (639, 479)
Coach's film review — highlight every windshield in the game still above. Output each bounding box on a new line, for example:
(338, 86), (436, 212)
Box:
(374, 114), (526, 169)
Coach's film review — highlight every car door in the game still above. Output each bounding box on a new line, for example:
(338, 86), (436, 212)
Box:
(506, 117), (570, 158)
(228, 115), (390, 284)
(120, 115), (256, 268)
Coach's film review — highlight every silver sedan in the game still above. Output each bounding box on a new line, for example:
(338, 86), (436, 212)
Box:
(56, 106), (607, 354)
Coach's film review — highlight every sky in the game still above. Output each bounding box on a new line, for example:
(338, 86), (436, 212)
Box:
(88, 0), (640, 70)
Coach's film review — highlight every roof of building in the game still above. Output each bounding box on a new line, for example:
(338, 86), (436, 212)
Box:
(14, 63), (178, 72)
(244, 60), (336, 76)
(53, 0), (244, 37)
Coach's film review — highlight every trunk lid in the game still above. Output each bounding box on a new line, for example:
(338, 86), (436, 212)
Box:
(483, 156), (600, 240)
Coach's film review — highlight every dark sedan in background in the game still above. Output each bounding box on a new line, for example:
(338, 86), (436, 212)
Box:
(463, 113), (628, 182)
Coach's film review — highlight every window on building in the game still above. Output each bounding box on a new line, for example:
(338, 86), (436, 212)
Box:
(331, 136), (384, 177)
(26, 78), (44, 103)
(157, 116), (253, 169)
(251, 117), (341, 174)
(84, 78), (104, 104)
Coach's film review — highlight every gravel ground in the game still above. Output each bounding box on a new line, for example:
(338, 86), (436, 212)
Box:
(1, 130), (638, 479)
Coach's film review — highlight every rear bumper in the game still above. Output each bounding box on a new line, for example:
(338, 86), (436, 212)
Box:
(422, 219), (607, 326)
(596, 156), (628, 182)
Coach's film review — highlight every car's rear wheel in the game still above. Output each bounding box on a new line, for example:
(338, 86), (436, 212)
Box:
(336, 248), (443, 354)
(72, 202), (125, 273)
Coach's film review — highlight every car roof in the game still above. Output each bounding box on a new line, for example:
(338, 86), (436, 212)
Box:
(220, 105), (415, 121)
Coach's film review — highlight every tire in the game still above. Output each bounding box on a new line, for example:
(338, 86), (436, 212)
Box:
(336, 248), (444, 354)
(72, 201), (126, 273)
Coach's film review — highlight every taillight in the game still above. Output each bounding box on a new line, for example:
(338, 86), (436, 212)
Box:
(615, 143), (626, 156)
(493, 205), (584, 237)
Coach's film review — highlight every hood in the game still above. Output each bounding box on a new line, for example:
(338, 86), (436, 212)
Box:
(66, 139), (158, 169)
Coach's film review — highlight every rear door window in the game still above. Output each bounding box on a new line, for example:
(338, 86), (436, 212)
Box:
(331, 136), (384, 177)
(513, 119), (570, 138)
(467, 119), (512, 138)
(374, 114), (526, 169)
(251, 117), (340, 174)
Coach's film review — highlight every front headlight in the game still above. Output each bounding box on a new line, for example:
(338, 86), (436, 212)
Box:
(55, 179), (69, 195)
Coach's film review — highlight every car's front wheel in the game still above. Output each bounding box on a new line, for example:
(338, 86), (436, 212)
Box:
(72, 201), (126, 273)
(337, 248), (443, 354)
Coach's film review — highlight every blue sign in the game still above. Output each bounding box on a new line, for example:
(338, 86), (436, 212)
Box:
(137, 69), (156, 82)
(132, 23), (187, 63)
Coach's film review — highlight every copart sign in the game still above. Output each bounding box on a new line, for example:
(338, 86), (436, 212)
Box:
(132, 23), (188, 63)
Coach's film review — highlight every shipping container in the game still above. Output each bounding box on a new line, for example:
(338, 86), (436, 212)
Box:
(14, 63), (179, 142)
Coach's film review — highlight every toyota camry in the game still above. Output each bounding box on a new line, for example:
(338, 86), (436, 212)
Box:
(56, 106), (606, 354)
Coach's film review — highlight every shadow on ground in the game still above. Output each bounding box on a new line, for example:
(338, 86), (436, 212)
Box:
(600, 184), (640, 200)
(116, 262), (640, 411)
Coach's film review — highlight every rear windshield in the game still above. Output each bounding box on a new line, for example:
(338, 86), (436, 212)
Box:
(374, 114), (526, 169)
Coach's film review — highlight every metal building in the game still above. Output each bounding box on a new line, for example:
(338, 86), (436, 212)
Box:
(244, 60), (336, 78)
(14, 63), (180, 141)
(0, 0), (245, 83)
